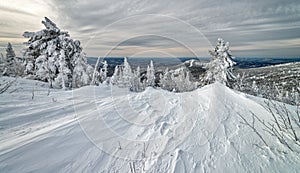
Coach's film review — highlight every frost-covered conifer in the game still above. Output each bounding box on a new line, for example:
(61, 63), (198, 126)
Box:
(122, 57), (132, 82)
(117, 57), (133, 88)
(0, 53), (4, 64)
(252, 81), (259, 95)
(2, 42), (16, 76)
(130, 66), (144, 92)
(1, 43), (23, 76)
(23, 17), (93, 88)
(234, 72), (246, 91)
(160, 68), (175, 91)
(202, 38), (236, 86)
(6, 43), (15, 63)
(183, 70), (196, 91)
(72, 51), (94, 88)
(110, 65), (120, 85)
(99, 60), (108, 83)
(90, 58), (101, 85)
(146, 60), (155, 87)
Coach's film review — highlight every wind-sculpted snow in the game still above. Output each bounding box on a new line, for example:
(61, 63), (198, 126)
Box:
(0, 77), (299, 172)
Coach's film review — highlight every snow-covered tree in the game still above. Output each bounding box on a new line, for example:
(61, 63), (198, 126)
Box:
(72, 51), (94, 88)
(2, 43), (15, 76)
(6, 43), (15, 63)
(202, 38), (236, 86)
(110, 57), (148, 91)
(54, 49), (71, 89)
(22, 17), (93, 88)
(1, 43), (23, 76)
(121, 57), (132, 86)
(110, 58), (131, 87)
(0, 53), (4, 64)
(90, 58), (101, 85)
(110, 65), (120, 85)
(130, 66), (145, 92)
(146, 60), (155, 87)
(182, 70), (197, 91)
(234, 72), (246, 90)
(252, 80), (259, 95)
(160, 68), (172, 91)
(99, 60), (108, 83)
(113, 57), (133, 88)
(159, 68), (177, 91)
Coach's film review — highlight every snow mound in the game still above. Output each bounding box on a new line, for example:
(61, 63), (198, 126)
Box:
(0, 77), (299, 172)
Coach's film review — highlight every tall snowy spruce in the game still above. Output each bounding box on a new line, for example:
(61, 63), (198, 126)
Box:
(110, 65), (120, 85)
(99, 60), (108, 83)
(22, 17), (93, 88)
(202, 38), (236, 86)
(146, 60), (155, 87)
(130, 66), (145, 92)
(1, 42), (23, 76)
(6, 42), (16, 63)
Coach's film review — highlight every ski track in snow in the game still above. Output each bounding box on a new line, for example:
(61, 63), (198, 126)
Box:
(0, 77), (299, 173)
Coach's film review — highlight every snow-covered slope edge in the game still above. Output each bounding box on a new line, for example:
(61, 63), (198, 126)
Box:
(0, 77), (299, 173)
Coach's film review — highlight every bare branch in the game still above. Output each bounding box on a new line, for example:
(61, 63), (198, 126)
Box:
(0, 78), (16, 94)
(238, 113), (268, 146)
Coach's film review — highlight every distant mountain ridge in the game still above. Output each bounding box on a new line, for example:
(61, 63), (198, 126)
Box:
(87, 57), (300, 69)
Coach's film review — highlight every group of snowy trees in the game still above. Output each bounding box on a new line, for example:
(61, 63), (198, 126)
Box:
(2, 15), (299, 111)
(109, 37), (236, 93)
(109, 57), (199, 92)
(0, 16), (238, 92)
(0, 18), (237, 92)
(111, 57), (156, 92)
(160, 67), (197, 92)
(157, 38), (237, 92)
(234, 75), (300, 105)
(0, 17), (98, 89)
(0, 26), (238, 92)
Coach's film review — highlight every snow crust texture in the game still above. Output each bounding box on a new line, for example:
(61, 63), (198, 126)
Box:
(0, 77), (299, 173)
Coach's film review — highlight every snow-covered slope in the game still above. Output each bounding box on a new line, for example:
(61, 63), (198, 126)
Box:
(0, 77), (299, 172)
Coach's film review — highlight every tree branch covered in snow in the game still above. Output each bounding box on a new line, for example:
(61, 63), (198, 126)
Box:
(22, 17), (94, 89)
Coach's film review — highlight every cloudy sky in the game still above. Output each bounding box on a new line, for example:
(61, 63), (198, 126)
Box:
(0, 0), (300, 58)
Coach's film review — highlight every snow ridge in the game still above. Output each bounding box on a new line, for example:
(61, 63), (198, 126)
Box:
(0, 77), (299, 172)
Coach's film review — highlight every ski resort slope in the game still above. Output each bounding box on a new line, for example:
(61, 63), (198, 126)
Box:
(0, 77), (299, 173)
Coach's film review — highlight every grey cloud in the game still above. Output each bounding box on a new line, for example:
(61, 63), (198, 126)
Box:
(1, 0), (300, 57)
(0, 6), (35, 17)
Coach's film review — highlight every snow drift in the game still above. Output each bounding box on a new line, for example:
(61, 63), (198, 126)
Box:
(0, 77), (299, 172)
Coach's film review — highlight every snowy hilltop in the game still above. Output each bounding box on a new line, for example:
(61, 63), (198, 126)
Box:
(0, 77), (299, 172)
(0, 17), (300, 173)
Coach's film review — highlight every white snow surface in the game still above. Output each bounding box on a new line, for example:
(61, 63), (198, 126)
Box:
(0, 77), (299, 173)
